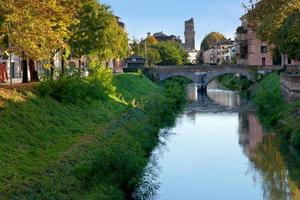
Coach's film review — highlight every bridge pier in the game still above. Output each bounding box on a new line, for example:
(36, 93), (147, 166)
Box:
(197, 84), (207, 93)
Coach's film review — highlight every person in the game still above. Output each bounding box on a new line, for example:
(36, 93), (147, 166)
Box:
(0, 62), (8, 83)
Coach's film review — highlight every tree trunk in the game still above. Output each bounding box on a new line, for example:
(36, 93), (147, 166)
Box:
(78, 59), (81, 76)
(61, 49), (66, 77)
(50, 60), (54, 80)
(22, 59), (29, 83)
(61, 59), (65, 77)
(29, 59), (39, 82)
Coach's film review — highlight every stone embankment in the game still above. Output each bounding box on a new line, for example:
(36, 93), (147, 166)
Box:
(280, 73), (300, 102)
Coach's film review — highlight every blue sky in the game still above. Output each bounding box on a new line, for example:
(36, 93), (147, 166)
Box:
(100, 0), (246, 49)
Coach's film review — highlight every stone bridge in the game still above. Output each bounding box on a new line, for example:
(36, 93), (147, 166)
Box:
(153, 65), (283, 91)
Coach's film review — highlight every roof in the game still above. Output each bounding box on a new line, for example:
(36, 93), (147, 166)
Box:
(236, 26), (247, 34)
(125, 55), (145, 64)
(152, 32), (181, 43)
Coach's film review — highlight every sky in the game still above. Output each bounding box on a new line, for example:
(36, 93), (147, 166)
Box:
(100, 0), (247, 50)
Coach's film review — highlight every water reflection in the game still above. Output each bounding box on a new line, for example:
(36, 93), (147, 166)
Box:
(134, 86), (300, 200)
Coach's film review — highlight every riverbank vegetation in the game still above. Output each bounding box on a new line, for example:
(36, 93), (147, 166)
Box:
(217, 74), (253, 91)
(251, 73), (300, 147)
(0, 72), (187, 199)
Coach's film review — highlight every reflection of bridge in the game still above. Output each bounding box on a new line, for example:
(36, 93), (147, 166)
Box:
(154, 65), (282, 91)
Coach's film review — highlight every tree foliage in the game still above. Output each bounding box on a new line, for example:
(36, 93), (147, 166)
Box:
(69, 0), (105, 58)
(152, 42), (183, 66)
(277, 12), (300, 60)
(244, 0), (300, 44)
(69, 0), (128, 65)
(0, 0), (79, 61)
(130, 37), (186, 66)
(200, 32), (225, 51)
(147, 48), (161, 66)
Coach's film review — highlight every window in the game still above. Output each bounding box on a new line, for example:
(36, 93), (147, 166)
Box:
(261, 46), (268, 54)
(288, 57), (292, 64)
(240, 46), (248, 59)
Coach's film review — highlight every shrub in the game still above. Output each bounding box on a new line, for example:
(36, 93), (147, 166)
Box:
(37, 66), (118, 104)
(37, 77), (107, 104)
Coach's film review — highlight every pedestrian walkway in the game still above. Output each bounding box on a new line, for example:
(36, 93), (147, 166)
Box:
(0, 78), (22, 86)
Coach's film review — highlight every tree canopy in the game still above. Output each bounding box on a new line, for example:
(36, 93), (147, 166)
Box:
(200, 32), (225, 51)
(69, 0), (128, 66)
(0, 0), (79, 61)
(277, 12), (300, 60)
(244, 0), (300, 44)
(153, 42), (183, 66)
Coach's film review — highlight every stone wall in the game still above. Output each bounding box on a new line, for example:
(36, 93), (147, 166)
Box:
(280, 73), (300, 102)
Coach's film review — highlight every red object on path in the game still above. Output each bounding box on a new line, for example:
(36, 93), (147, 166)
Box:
(0, 63), (8, 83)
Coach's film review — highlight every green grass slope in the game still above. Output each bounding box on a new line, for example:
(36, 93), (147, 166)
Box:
(0, 73), (179, 199)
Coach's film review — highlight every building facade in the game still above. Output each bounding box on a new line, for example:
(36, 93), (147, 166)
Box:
(202, 39), (235, 65)
(184, 18), (196, 51)
(236, 17), (299, 66)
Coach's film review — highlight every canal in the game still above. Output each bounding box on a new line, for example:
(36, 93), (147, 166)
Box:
(134, 83), (300, 200)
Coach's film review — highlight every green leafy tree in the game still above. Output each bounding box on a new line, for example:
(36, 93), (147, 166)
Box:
(200, 32), (225, 51)
(277, 12), (300, 60)
(129, 38), (143, 56)
(147, 48), (161, 66)
(69, 0), (128, 70)
(180, 48), (189, 65)
(153, 42), (183, 66)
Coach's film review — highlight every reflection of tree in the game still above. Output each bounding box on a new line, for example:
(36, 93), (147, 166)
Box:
(249, 136), (300, 200)
(133, 130), (176, 200)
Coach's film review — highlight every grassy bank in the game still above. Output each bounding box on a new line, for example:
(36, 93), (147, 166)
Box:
(251, 73), (300, 147)
(0, 73), (187, 199)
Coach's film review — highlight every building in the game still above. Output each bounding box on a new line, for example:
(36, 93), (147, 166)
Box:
(124, 55), (145, 70)
(212, 39), (234, 64)
(0, 50), (22, 83)
(203, 49), (214, 64)
(236, 16), (299, 66)
(184, 18), (196, 51)
(151, 32), (182, 43)
(187, 51), (198, 64)
(202, 39), (235, 65)
(115, 16), (125, 29)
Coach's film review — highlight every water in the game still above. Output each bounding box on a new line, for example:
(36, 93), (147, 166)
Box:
(135, 84), (300, 200)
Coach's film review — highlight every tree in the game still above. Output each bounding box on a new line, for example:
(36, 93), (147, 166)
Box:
(146, 36), (158, 46)
(200, 32), (225, 51)
(153, 42), (183, 66)
(69, 0), (128, 70)
(180, 48), (189, 65)
(244, 0), (300, 44)
(147, 48), (161, 66)
(0, 0), (79, 82)
(277, 12), (300, 61)
(129, 38), (142, 56)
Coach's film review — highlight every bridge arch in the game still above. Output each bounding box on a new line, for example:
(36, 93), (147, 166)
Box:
(205, 71), (255, 86)
(158, 72), (198, 83)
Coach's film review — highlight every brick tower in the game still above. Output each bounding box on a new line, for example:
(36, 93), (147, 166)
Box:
(184, 18), (196, 51)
